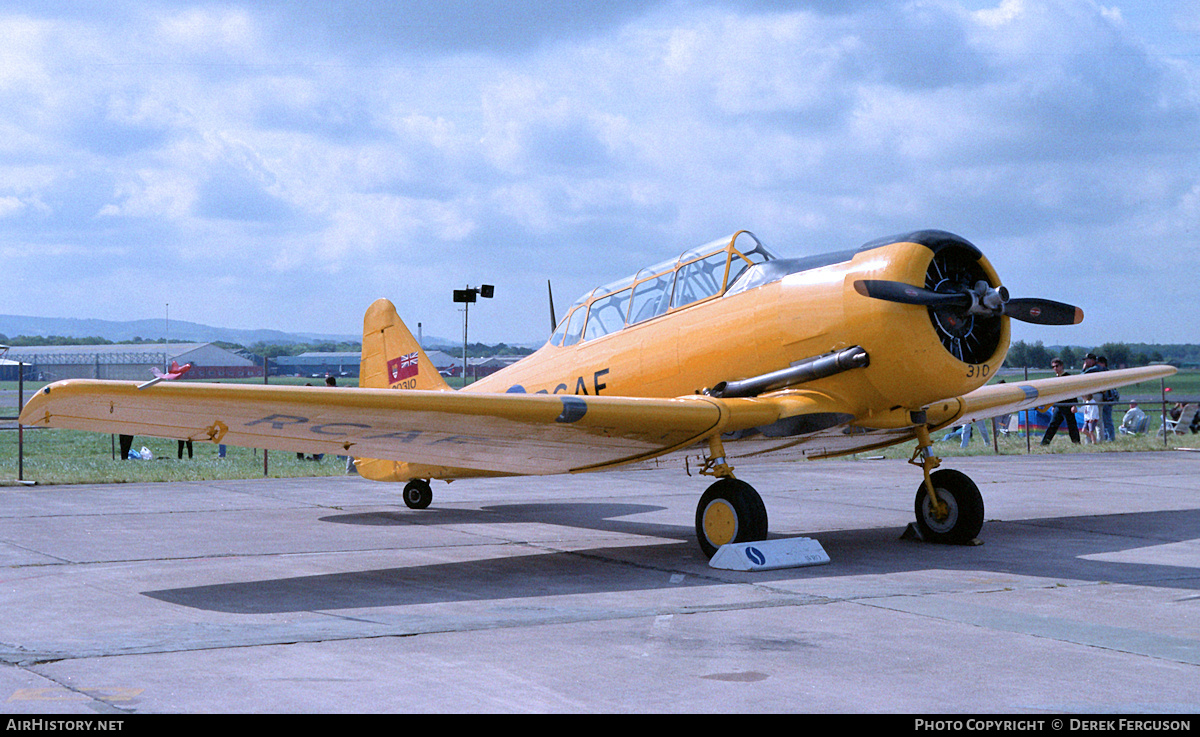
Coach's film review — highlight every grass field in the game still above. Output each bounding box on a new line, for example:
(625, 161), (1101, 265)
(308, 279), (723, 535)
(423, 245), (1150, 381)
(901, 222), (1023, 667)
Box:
(3, 370), (1197, 485)
(0, 428), (351, 484)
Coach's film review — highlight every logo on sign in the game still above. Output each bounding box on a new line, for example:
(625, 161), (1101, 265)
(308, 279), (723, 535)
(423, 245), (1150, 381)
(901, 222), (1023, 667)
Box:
(745, 546), (766, 566)
(388, 352), (419, 383)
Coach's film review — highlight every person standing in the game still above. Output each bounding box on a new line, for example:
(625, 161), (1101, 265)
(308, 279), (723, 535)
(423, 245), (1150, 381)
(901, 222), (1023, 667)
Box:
(1041, 357), (1081, 445)
(1096, 356), (1116, 442)
(958, 420), (990, 448)
(1082, 394), (1099, 443)
(119, 434), (134, 460)
(1081, 353), (1106, 441)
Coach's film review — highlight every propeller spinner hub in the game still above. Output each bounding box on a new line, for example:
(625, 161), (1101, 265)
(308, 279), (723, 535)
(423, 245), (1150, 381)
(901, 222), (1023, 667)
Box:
(916, 249), (994, 362)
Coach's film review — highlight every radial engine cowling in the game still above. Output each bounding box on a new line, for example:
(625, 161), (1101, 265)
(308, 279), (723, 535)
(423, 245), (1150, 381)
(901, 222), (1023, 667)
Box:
(847, 232), (1011, 411)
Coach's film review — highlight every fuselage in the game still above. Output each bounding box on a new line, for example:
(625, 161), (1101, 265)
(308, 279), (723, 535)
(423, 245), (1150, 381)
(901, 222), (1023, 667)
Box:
(468, 230), (1009, 428)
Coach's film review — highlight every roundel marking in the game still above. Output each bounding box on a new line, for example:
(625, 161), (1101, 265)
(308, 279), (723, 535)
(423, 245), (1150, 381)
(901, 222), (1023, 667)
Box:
(555, 396), (588, 423)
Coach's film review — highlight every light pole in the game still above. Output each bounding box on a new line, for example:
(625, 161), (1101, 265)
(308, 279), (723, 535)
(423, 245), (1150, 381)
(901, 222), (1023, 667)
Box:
(452, 284), (493, 386)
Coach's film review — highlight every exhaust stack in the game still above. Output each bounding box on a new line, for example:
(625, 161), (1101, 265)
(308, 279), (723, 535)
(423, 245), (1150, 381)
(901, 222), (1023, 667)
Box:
(709, 346), (869, 399)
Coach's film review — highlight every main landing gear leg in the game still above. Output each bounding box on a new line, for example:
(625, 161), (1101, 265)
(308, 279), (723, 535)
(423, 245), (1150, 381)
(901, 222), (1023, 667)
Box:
(694, 436), (768, 559)
(908, 425), (984, 544)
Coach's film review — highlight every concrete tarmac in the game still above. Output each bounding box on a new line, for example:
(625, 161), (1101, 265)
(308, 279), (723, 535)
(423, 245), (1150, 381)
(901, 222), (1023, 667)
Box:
(1, 452), (1197, 714)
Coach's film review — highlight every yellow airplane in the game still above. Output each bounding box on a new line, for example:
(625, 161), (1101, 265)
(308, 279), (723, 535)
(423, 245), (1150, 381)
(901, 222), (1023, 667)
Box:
(19, 230), (1174, 557)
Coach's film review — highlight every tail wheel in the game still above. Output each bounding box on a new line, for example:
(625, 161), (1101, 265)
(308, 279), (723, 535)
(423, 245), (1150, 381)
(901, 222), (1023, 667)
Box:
(403, 479), (433, 510)
(695, 478), (768, 559)
(914, 469), (984, 544)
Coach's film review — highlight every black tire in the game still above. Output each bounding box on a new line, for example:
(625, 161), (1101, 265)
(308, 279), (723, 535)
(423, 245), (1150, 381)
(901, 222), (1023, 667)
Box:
(914, 469), (984, 544)
(695, 478), (769, 559)
(403, 479), (433, 510)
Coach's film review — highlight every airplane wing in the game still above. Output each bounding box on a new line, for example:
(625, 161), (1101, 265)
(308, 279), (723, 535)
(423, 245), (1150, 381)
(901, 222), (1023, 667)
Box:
(18, 379), (786, 477)
(19, 365), (1177, 479)
(937, 365), (1177, 428)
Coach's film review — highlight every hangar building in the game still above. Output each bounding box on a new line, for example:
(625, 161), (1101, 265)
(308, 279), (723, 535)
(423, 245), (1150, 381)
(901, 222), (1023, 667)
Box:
(271, 352), (362, 378)
(5, 343), (260, 381)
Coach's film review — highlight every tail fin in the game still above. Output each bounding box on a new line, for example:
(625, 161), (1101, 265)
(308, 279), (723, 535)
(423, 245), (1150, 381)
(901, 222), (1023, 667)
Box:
(356, 298), (450, 482)
(360, 298), (451, 392)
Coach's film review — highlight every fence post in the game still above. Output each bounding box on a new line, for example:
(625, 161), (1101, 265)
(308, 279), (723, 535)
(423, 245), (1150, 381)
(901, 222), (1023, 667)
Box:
(17, 361), (24, 482)
(1024, 366), (1031, 453)
(263, 356), (269, 476)
(1162, 378), (1168, 447)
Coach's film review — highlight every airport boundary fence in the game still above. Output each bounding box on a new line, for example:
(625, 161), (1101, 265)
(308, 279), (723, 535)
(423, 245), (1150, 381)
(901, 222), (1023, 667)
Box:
(1, 361), (30, 482)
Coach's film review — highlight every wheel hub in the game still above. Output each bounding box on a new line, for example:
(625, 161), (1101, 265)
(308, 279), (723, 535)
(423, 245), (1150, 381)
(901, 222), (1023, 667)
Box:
(922, 490), (959, 532)
(702, 499), (739, 547)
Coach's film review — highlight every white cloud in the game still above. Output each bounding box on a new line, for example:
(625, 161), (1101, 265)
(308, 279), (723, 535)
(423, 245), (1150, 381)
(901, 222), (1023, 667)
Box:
(0, 1), (1196, 346)
(154, 6), (258, 57)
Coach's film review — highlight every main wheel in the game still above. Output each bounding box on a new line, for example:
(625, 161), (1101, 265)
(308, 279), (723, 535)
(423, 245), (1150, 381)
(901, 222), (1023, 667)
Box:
(402, 479), (433, 510)
(695, 478), (768, 559)
(914, 469), (984, 544)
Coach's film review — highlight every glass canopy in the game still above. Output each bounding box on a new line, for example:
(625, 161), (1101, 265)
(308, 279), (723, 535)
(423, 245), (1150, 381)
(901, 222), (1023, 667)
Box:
(549, 231), (774, 347)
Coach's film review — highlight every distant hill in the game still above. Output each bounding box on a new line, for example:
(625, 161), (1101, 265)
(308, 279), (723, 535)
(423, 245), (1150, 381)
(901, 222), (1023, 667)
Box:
(0, 314), (362, 347)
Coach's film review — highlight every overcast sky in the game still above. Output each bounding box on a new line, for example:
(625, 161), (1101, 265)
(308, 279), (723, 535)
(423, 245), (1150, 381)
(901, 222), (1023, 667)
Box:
(1, 0), (1197, 347)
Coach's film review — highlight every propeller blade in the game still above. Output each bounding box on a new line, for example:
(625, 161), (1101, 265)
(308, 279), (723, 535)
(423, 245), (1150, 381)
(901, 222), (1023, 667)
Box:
(853, 279), (971, 308)
(1003, 298), (1084, 325)
(856, 279), (1083, 325)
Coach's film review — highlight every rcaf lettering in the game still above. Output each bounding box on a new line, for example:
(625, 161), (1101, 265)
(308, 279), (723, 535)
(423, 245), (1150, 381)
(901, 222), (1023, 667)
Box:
(363, 430), (423, 443)
(552, 368), (611, 396)
(431, 434), (487, 446)
(241, 417), (424, 446)
(240, 367), (609, 440)
(311, 422), (370, 437)
(245, 414), (308, 430)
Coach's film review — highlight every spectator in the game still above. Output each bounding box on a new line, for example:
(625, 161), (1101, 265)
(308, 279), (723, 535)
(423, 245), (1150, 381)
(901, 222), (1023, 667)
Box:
(1121, 401), (1148, 435)
(119, 434), (134, 461)
(1170, 403), (1183, 422)
(1041, 358), (1081, 445)
(1097, 356), (1116, 441)
(1082, 394), (1099, 443)
(995, 379), (1011, 433)
(955, 421), (990, 448)
(1081, 354), (1110, 441)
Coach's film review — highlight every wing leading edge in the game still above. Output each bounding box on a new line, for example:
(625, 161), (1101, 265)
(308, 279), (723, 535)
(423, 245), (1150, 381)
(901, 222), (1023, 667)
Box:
(936, 365), (1177, 429)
